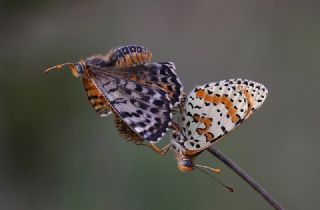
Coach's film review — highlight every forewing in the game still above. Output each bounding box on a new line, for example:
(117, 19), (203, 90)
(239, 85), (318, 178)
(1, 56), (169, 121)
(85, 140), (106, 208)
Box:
(89, 70), (172, 143)
(182, 79), (268, 151)
(107, 62), (183, 107)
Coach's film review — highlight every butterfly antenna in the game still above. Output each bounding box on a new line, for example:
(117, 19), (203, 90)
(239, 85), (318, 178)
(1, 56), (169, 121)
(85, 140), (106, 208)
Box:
(195, 165), (234, 192)
(44, 62), (75, 74)
(196, 164), (221, 174)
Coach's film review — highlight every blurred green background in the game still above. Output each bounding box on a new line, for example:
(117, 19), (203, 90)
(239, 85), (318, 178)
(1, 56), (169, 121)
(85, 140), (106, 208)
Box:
(1, 0), (320, 209)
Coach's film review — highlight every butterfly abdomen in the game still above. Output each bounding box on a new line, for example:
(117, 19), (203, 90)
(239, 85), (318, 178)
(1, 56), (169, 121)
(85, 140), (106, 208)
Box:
(82, 74), (112, 117)
(108, 45), (152, 69)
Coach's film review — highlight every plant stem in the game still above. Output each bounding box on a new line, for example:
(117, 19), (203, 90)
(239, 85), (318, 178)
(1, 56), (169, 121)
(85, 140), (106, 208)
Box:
(207, 146), (285, 210)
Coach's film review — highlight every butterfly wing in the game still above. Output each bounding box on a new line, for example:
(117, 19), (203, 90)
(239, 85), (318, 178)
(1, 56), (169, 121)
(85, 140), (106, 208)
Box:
(182, 79), (268, 151)
(106, 62), (183, 107)
(88, 69), (172, 143)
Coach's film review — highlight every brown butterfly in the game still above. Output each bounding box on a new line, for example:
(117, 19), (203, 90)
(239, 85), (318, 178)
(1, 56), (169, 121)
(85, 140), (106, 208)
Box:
(45, 45), (183, 144)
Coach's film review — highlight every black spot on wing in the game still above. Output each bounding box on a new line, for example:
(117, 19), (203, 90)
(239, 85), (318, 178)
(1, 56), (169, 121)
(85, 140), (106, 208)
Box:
(186, 112), (192, 117)
(188, 102), (194, 108)
(135, 84), (143, 92)
(221, 126), (228, 134)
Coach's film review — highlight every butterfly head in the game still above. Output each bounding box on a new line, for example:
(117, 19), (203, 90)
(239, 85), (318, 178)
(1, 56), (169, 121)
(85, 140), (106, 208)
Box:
(44, 61), (85, 78)
(70, 62), (85, 78)
(177, 157), (194, 172)
(170, 132), (194, 172)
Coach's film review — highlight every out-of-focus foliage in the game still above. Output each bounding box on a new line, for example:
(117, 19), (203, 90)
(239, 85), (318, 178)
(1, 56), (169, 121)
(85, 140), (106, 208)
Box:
(1, 1), (320, 210)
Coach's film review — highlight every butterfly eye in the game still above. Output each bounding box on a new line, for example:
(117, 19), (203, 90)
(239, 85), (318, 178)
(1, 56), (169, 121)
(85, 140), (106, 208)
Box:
(75, 63), (84, 74)
(177, 158), (194, 172)
(182, 159), (193, 167)
(68, 63), (84, 78)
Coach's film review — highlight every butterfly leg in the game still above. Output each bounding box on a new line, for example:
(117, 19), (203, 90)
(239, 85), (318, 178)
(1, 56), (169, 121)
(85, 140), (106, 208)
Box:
(138, 143), (171, 156)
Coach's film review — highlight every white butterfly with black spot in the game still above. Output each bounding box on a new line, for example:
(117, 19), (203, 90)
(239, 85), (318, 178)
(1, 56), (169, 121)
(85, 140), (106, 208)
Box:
(173, 78), (268, 152)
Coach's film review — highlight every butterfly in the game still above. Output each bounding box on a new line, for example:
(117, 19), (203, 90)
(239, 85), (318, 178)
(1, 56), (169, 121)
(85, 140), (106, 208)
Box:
(154, 79), (268, 172)
(45, 45), (183, 143)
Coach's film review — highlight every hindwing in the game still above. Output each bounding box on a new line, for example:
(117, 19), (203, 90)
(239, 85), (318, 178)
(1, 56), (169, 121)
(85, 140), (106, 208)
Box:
(106, 62), (183, 107)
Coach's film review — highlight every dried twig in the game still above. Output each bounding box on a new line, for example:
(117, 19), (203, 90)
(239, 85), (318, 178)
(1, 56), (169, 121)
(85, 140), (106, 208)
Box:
(207, 146), (285, 210)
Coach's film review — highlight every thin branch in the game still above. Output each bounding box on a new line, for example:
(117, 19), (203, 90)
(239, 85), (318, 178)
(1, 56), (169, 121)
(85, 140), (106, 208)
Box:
(207, 146), (285, 210)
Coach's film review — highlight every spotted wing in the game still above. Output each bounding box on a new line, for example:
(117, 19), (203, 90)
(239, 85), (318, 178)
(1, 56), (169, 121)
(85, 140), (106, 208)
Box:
(82, 72), (112, 117)
(89, 70), (172, 143)
(182, 79), (268, 151)
(106, 62), (183, 107)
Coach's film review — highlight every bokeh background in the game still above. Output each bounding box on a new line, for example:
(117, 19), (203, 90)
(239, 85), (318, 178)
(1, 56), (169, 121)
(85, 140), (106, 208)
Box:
(1, 1), (320, 209)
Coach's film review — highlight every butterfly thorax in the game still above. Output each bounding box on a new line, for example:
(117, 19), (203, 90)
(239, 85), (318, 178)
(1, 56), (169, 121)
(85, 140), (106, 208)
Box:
(84, 55), (112, 70)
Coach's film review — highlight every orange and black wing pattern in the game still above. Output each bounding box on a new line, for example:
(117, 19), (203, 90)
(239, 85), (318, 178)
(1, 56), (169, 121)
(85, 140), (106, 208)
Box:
(176, 79), (268, 152)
